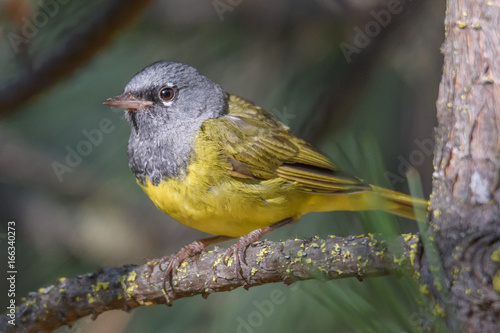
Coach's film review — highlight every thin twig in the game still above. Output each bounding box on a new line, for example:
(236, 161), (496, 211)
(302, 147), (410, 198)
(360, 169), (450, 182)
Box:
(0, 0), (152, 115)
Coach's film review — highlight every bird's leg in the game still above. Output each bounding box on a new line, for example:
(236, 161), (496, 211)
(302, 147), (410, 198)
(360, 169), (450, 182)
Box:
(160, 235), (233, 304)
(223, 217), (297, 285)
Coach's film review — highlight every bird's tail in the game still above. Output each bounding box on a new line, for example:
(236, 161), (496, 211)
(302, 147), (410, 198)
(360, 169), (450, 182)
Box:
(369, 185), (429, 220)
(304, 185), (429, 221)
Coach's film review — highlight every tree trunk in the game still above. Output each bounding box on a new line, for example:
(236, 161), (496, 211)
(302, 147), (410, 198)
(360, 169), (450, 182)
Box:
(431, 0), (500, 331)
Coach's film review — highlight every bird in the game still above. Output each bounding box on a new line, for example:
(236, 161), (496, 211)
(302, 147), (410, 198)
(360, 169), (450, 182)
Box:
(104, 60), (428, 296)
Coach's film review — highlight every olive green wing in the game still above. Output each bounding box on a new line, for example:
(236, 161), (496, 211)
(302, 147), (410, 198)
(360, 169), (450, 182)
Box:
(200, 94), (369, 193)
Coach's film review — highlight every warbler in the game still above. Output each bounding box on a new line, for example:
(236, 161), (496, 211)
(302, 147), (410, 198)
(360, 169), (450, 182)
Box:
(104, 61), (428, 288)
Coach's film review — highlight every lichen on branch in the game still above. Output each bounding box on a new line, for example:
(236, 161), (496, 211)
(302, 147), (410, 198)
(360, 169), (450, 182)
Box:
(0, 234), (420, 333)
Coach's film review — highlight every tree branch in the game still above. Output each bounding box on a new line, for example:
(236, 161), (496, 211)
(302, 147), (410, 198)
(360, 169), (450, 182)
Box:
(1, 234), (420, 333)
(0, 0), (152, 115)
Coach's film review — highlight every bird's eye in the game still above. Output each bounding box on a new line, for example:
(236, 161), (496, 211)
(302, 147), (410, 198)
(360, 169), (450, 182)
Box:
(159, 87), (175, 101)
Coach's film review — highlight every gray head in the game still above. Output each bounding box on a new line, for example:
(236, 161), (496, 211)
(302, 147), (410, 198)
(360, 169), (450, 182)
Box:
(104, 61), (228, 184)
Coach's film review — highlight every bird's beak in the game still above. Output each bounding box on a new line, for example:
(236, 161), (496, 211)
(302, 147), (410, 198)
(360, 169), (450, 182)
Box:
(103, 95), (153, 110)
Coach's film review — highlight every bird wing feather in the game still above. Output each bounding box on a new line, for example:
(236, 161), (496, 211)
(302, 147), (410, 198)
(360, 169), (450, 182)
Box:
(200, 94), (370, 193)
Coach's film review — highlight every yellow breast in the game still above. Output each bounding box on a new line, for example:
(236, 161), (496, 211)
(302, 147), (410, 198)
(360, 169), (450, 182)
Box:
(139, 136), (308, 237)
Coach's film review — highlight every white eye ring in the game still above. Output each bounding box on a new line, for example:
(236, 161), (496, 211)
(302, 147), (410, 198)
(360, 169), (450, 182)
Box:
(159, 87), (175, 102)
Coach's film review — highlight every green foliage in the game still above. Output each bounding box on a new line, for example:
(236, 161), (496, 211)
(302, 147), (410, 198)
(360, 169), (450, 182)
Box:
(1, 1), (443, 332)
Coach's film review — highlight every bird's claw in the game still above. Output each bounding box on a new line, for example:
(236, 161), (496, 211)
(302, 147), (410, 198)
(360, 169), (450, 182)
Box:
(222, 229), (264, 284)
(158, 240), (207, 304)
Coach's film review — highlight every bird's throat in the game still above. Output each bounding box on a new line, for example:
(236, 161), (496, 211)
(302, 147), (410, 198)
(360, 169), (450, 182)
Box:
(127, 120), (201, 185)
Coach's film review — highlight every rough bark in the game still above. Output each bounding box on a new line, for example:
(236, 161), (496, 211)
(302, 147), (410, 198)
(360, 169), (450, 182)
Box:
(0, 234), (420, 333)
(431, 0), (500, 331)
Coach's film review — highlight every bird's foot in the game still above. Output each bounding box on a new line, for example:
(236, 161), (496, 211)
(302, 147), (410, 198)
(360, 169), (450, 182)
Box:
(223, 229), (265, 287)
(159, 240), (207, 304)
(159, 235), (233, 305)
(222, 218), (297, 287)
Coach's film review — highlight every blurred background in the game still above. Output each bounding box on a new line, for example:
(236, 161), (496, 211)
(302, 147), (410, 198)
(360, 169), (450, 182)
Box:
(0, 0), (445, 332)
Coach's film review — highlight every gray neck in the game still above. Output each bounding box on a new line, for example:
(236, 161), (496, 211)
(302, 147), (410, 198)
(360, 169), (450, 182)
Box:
(127, 113), (204, 185)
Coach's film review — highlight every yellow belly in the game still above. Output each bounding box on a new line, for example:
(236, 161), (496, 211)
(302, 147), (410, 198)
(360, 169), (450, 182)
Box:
(138, 160), (401, 237)
(140, 167), (309, 237)
(137, 127), (420, 236)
